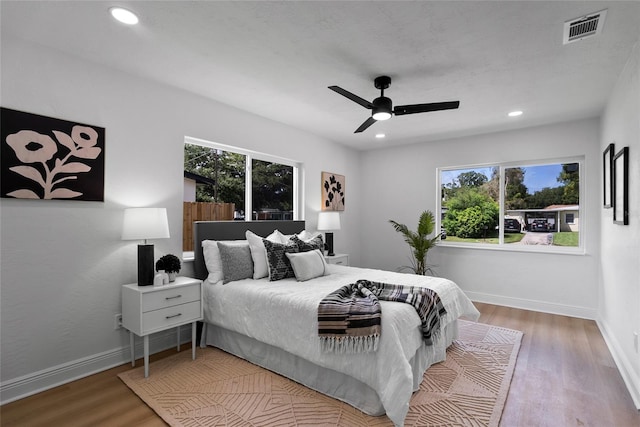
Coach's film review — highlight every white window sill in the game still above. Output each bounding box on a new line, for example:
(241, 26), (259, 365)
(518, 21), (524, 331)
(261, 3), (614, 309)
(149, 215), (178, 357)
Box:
(437, 241), (586, 256)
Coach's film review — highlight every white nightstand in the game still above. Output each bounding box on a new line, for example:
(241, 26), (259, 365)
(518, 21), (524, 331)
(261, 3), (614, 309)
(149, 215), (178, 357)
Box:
(122, 276), (203, 377)
(325, 253), (349, 266)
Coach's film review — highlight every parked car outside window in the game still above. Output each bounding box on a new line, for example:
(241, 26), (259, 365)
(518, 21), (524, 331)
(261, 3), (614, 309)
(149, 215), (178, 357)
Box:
(504, 218), (521, 233)
(530, 219), (550, 232)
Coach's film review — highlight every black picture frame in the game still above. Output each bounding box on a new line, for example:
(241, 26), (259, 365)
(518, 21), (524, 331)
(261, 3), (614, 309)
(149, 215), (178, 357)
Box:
(613, 146), (629, 225)
(603, 143), (614, 208)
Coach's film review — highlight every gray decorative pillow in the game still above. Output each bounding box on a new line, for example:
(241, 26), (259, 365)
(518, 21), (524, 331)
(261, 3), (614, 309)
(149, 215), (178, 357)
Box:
(291, 235), (324, 252)
(263, 239), (299, 281)
(217, 241), (254, 284)
(286, 249), (328, 281)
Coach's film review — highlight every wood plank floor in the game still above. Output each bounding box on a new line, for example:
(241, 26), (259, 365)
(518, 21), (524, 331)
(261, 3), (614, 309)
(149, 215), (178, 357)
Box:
(2, 303), (639, 426)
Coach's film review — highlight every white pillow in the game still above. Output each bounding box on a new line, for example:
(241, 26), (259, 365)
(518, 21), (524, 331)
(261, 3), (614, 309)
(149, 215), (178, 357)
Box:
(296, 229), (323, 242)
(273, 230), (294, 244)
(246, 230), (281, 279)
(274, 229), (321, 244)
(285, 249), (328, 282)
(202, 239), (247, 284)
(202, 240), (223, 284)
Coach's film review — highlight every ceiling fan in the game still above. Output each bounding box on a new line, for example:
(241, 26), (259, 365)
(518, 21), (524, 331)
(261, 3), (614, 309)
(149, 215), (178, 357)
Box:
(328, 76), (460, 133)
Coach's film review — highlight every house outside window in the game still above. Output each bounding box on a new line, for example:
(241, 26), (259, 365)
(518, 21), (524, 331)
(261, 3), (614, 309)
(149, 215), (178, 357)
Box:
(438, 158), (583, 252)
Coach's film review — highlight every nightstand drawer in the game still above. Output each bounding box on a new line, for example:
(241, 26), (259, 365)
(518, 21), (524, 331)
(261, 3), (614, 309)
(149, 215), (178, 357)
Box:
(142, 300), (202, 333)
(325, 254), (349, 266)
(141, 284), (200, 312)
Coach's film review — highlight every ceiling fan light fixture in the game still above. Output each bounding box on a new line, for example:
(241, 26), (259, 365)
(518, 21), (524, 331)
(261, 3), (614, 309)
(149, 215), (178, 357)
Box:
(372, 111), (391, 121)
(372, 96), (392, 121)
(110, 7), (139, 25)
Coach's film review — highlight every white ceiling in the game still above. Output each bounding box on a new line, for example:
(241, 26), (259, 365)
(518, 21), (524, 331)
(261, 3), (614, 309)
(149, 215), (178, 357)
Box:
(2, 1), (639, 151)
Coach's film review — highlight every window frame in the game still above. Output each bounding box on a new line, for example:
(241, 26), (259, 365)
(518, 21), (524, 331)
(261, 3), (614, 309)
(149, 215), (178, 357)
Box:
(185, 136), (303, 222)
(184, 136), (304, 213)
(436, 156), (585, 255)
(183, 137), (303, 260)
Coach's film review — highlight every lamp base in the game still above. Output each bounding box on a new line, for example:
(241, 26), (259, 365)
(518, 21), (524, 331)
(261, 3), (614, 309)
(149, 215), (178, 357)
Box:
(138, 244), (154, 286)
(325, 232), (334, 257)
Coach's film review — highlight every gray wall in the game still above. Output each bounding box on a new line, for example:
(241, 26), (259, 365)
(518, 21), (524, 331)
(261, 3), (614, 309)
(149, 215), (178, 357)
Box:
(599, 38), (640, 407)
(2, 30), (638, 409)
(360, 118), (601, 318)
(0, 37), (361, 402)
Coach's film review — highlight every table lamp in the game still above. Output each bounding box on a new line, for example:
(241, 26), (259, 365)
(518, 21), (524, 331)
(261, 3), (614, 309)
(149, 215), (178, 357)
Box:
(318, 211), (341, 256)
(122, 207), (170, 286)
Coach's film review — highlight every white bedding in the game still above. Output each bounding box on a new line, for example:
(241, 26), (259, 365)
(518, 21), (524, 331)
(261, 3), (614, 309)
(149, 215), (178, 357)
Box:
(202, 264), (479, 426)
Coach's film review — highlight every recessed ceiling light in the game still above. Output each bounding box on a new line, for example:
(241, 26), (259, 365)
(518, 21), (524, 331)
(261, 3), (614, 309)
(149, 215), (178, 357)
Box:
(375, 133), (386, 139)
(110, 7), (139, 25)
(508, 110), (523, 117)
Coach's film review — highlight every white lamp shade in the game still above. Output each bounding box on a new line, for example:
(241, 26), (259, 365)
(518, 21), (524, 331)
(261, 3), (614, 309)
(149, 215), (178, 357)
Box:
(317, 211), (341, 231)
(121, 208), (170, 240)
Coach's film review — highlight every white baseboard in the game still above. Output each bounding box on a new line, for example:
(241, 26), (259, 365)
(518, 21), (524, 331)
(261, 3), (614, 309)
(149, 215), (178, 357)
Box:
(466, 290), (597, 320)
(0, 324), (194, 405)
(596, 318), (640, 410)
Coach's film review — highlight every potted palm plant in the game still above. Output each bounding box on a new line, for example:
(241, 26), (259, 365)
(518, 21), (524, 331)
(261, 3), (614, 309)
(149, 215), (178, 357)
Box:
(155, 254), (181, 282)
(389, 210), (440, 276)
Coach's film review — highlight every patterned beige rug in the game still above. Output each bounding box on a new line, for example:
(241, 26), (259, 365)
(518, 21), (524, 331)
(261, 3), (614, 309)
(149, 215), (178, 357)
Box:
(119, 321), (522, 426)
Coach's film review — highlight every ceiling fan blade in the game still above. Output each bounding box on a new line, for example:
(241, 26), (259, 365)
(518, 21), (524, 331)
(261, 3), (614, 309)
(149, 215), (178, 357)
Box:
(354, 116), (377, 133)
(328, 86), (373, 109)
(394, 101), (460, 116)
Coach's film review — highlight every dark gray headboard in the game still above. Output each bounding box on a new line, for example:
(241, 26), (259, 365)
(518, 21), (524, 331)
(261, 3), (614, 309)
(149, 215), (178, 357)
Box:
(193, 220), (306, 280)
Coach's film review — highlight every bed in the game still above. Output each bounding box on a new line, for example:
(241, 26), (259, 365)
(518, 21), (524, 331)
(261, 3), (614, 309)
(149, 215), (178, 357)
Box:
(193, 220), (479, 426)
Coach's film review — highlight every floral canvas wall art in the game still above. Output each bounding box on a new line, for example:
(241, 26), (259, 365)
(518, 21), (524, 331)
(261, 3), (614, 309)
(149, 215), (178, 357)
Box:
(1, 108), (105, 201)
(321, 171), (345, 211)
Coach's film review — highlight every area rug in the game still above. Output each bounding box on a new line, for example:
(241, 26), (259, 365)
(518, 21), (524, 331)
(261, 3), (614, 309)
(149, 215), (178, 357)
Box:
(119, 320), (522, 426)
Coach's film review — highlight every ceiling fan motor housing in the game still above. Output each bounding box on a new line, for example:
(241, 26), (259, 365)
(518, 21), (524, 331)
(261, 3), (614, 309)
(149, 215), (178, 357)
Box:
(372, 96), (392, 120)
(374, 75), (391, 90)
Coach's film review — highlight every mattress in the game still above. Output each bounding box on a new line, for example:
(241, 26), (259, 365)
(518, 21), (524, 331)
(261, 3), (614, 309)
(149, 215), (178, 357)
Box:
(202, 264), (479, 426)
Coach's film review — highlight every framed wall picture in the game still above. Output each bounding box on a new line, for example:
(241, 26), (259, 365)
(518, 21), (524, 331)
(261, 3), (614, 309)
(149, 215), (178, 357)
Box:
(321, 171), (345, 211)
(1, 107), (105, 201)
(612, 146), (629, 225)
(603, 143), (614, 208)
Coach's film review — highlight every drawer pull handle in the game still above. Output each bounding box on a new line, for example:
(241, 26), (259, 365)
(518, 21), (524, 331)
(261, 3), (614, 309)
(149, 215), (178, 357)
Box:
(165, 295), (182, 300)
(165, 313), (182, 319)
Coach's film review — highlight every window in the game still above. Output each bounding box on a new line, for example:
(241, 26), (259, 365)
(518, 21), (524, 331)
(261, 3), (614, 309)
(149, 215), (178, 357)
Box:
(184, 145), (245, 217)
(438, 158), (583, 252)
(252, 158), (294, 220)
(183, 137), (301, 252)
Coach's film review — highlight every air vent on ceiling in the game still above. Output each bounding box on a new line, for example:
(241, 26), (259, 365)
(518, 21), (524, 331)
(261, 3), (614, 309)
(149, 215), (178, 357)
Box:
(563, 9), (607, 44)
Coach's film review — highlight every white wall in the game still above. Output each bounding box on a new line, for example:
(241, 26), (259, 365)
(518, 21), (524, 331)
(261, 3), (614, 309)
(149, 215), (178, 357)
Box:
(184, 179), (196, 202)
(0, 37), (361, 402)
(360, 118), (601, 319)
(599, 38), (640, 408)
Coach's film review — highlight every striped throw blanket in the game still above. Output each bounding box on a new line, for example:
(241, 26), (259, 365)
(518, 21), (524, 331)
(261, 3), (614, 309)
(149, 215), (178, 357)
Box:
(318, 279), (447, 353)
